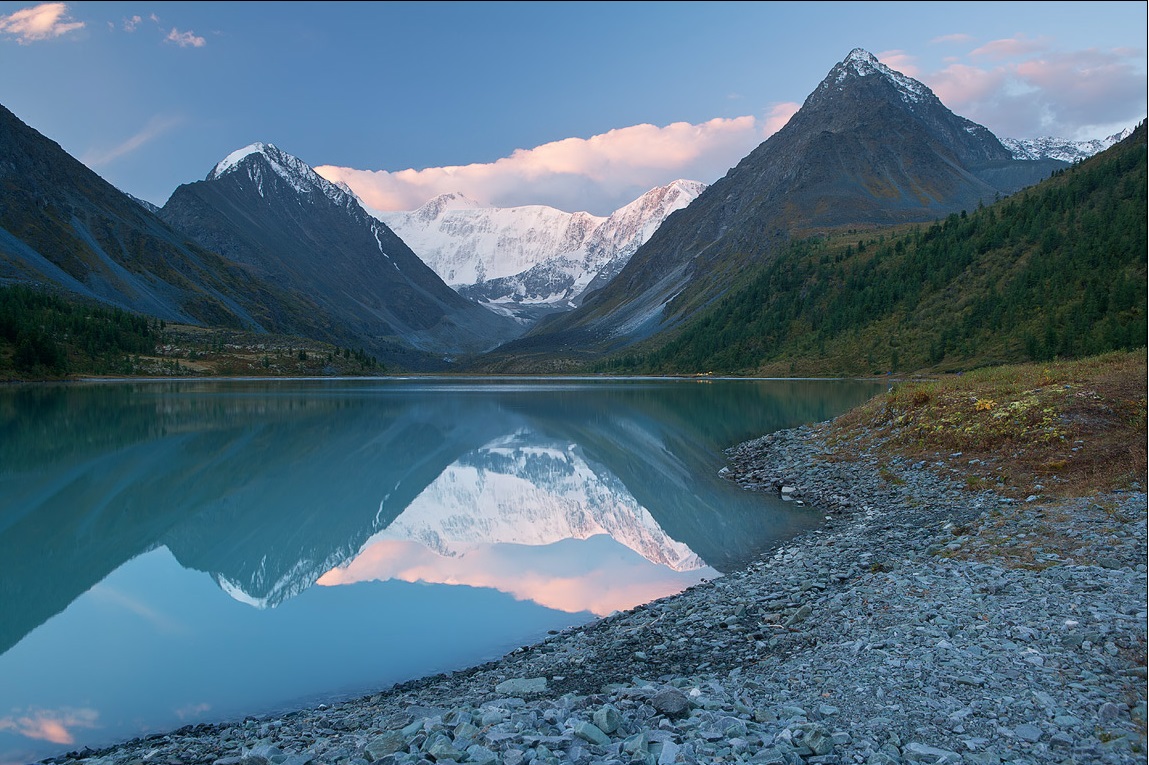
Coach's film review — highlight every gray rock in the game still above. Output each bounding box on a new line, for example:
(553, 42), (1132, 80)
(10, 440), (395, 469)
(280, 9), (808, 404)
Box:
(651, 687), (691, 718)
(494, 677), (548, 696)
(903, 742), (962, 763)
(572, 720), (611, 746)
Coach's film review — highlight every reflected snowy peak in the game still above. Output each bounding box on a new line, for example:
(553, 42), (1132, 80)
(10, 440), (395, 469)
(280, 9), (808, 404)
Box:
(378, 430), (705, 572)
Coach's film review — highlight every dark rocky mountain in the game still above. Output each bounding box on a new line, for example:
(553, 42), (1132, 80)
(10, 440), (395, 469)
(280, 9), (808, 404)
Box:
(0, 103), (325, 332)
(492, 49), (1070, 363)
(160, 144), (522, 362)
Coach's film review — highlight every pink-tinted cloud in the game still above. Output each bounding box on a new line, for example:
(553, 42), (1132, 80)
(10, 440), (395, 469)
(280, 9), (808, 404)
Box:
(122, 14), (141, 32)
(0, 707), (99, 745)
(763, 102), (801, 136)
(317, 117), (767, 214)
(929, 63), (1009, 109)
(970, 34), (1049, 61)
(165, 27), (205, 48)
(317, 538), (710, 617)
(0, 2), (83, 43)
(877, 49), (921, 79)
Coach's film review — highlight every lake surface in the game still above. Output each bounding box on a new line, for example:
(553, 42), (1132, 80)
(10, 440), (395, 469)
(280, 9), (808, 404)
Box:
(0, 376), (883, 764)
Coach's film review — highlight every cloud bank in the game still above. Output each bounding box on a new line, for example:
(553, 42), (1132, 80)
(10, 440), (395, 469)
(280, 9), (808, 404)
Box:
(0, 2), (83, 43)
(316, 114), (791, 215)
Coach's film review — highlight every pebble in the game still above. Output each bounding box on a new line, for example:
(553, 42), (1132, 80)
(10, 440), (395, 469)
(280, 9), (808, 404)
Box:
(41, 422), (1147, 765)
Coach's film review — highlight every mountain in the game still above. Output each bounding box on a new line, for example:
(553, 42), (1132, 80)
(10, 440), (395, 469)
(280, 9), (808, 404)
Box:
(488, 49), (1072, 367)
(160, 143), (522, 366)
(618, 122), (1147, 376)
(0, 103), (325, 332)
(1001, 126), (1136, 163)
(377, 180), (705, 324)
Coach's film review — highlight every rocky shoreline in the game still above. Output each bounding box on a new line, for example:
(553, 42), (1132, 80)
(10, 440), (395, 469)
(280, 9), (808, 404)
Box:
(43, 422), (1147, 765)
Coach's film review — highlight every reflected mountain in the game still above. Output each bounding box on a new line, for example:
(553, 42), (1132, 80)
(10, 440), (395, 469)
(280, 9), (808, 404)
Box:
(0, 378), (882, 656)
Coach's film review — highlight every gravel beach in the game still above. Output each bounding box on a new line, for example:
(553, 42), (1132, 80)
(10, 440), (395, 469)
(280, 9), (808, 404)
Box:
(42, 421), (1147, 765)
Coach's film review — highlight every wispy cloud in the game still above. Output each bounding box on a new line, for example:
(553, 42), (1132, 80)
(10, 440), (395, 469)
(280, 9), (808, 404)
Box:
(970, 34), (1049, 61)
(0, 2), (84, 44)
(165, 26), (205, 48)
(317, 114), (784, 214)
(931, 33), (974, 45)
(81, 114), (184, 168)
(122, 14), (141, 32)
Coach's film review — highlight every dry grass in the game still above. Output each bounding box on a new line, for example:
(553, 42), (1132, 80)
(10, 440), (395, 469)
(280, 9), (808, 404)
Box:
(829, 349), (1148, 499)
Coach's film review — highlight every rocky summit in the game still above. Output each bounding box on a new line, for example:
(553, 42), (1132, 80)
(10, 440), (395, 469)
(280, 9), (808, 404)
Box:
(42, 420), (1146, 765)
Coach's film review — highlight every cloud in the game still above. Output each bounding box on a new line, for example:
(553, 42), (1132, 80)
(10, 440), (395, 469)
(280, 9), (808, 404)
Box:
(317, 115), (776, 214)
(763, 102), (801, 136)
(81, 114), (183, 168)
(0, 707), (99, 745)
(165, 27), (205, 48)
(925, 46), (1146, 139)
(0, 2), (84, 43)
(122, 14), (141, 32)
(931, 33), (974, 45)
(877, 49), (921, 79)
(970, 34), (1049, 61)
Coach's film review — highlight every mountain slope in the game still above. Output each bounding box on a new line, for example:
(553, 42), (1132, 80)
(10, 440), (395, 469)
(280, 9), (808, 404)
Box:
(492, 49), (1070, 366)
(613, 122), (1147, 376)
(160, 144), (522, 364)
(378, 180), (705, 324)
(0, 103), (325, 333)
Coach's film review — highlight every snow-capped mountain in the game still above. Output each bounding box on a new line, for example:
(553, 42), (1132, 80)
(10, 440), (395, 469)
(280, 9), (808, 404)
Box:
(376, 432), (706, 572)
(377, 180), (706, 323)
(1000, 127), (1137, 163)
(160, 142), (522, 364)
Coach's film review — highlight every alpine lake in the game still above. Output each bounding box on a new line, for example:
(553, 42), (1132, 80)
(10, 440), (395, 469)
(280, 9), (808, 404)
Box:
(0, 376), (885, 764)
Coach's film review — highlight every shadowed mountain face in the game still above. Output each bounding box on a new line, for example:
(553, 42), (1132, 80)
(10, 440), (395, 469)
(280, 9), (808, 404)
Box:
(160, 144), (522, 366)
(501, 49), (1069, 359)
(0, 105), (333, 333)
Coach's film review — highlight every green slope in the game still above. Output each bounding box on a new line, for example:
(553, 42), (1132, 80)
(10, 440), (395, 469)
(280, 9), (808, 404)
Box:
(605, 122), (1147, 377)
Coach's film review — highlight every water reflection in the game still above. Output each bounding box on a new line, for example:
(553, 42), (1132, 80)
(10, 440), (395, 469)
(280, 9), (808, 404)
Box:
(0, 377), (882, 762)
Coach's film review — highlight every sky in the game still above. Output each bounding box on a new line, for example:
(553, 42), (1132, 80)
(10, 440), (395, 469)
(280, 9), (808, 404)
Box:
(0, 1), (1144, 216)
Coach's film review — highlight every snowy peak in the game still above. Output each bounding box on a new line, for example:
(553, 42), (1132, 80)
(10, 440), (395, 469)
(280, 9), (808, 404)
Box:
(378, 179), (706, 322)
(823, 47), (932, 106)
(206, 141), (360, 209)
(1001, 126), (1137, 162)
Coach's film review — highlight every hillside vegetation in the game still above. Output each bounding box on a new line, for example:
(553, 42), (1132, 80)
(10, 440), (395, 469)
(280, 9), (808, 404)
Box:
(604, 123), (1146, 377)
(0, 285), (383, 380)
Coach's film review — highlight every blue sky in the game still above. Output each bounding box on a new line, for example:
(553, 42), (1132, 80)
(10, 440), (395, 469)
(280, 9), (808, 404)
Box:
(0, 1), (1145, 215)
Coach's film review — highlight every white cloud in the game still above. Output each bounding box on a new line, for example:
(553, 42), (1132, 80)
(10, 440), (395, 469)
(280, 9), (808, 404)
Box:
(165, 26), (205, 48)
(122, 14), (141, 32)
(317, 114), (788, 215)
(81, 114), (184, 168)
(0, 2), (83, 43)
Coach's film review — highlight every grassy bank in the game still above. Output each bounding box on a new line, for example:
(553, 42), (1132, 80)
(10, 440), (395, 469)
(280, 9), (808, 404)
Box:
(827, 349), (1147, 500)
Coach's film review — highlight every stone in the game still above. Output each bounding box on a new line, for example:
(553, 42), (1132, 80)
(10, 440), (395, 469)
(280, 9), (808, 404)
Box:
(903, 742), (962, 764)
(364, 731), (407, 760)
(572, 721), (611, 746)
(593, 704), (622, 734)
(494, 677), (548, 696)
(651, 687), (691, 718)
(1013, 723), (1042, 742)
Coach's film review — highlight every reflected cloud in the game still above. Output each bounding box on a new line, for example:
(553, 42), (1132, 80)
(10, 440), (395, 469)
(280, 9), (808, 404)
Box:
(0, 707), (98, 744)
(318, 537), (711, 617)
